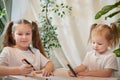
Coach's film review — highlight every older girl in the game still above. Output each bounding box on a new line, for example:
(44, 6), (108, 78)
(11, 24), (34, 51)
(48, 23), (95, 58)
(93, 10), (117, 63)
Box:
(0, 19), (54, 76)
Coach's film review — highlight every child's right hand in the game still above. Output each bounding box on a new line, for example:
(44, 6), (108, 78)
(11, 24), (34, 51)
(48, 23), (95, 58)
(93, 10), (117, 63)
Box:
(18, 64), (33, 75)
(68, 67), (78, 77)
(68, 70), (75, 77)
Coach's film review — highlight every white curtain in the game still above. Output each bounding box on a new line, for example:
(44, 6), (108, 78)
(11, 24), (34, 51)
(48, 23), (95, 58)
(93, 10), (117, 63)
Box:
(11, 0), (117, 68)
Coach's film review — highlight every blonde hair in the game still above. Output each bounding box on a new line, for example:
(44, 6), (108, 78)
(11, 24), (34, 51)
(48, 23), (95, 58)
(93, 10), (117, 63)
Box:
(3, 19), (46, 57)
(88, 23), (120, 47)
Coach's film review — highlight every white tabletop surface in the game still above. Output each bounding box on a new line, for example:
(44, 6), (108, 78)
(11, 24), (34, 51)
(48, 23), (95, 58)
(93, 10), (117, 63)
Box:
(7, 68), (119, 80)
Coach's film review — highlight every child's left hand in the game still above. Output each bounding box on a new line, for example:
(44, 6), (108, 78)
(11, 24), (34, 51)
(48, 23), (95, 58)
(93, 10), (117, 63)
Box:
(68, 70), (75, 77)
(34, 69), (54, 76)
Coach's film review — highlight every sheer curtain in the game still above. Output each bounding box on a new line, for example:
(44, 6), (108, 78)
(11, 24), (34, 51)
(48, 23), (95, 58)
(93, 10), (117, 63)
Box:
(11, 0), (117, 68)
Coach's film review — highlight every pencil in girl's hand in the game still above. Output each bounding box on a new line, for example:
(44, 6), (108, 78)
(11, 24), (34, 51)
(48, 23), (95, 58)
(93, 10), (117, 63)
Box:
(67, 64), (77, 77)
(22, 58), (36, 71)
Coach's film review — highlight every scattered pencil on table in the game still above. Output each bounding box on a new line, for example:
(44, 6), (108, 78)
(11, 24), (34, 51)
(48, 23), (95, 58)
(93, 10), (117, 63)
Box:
(67, 64), (77, 77)
(22, 58), (36, 71)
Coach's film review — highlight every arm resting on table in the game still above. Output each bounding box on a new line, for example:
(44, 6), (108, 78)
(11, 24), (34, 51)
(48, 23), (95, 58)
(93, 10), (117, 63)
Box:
(77, 68), (113, 77)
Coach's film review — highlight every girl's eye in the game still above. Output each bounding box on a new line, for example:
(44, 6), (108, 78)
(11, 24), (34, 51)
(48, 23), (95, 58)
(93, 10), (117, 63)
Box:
(17, 33), (22, 35)
(92, 42), (95, 44)
(92, 42), (102, 45)
(98, 43), (102, 45)
(26, 33), (31, 35)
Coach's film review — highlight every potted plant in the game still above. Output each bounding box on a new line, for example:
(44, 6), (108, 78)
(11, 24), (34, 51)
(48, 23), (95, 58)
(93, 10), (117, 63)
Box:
(39, 0), (72, 57)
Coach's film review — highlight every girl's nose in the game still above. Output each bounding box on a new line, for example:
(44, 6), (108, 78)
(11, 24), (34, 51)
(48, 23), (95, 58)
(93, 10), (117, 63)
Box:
(22, 35), (26, 38)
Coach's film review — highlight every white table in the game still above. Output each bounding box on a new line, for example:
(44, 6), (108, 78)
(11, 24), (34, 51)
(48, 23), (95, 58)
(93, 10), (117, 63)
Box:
(5, 68), (119, 80)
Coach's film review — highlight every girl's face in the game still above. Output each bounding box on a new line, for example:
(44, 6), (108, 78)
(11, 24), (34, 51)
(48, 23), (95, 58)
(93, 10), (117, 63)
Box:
(12, 24), (32, 50)
(91, 35), (112, 54)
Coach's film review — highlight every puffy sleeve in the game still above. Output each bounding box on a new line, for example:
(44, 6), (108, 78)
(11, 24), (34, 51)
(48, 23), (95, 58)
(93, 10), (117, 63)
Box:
(104, 54), (118, 70)
(39, 52), (50, 68)
(0, 47), (9, 66)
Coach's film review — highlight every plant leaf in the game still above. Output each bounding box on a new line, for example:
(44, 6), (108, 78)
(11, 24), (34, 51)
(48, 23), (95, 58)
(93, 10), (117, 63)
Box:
(113, 48), (120, 57)
(105, 10), (120, 20)
(95, 1), (120, 19)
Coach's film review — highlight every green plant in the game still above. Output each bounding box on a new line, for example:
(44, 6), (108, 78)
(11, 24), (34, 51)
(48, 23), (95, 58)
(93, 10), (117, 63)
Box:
(0, 0), (7, 51)
(39, 0), (72, 56)
(95, 1), (120, 57)
(0, 7), (6, 35)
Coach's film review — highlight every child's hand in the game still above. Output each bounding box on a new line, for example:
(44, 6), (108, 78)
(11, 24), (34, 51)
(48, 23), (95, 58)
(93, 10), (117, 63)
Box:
(19, 64), (33, 75)
(42, 68), (54, 76)
(68, 70), (76, 77)
(35, 68), (54, 76)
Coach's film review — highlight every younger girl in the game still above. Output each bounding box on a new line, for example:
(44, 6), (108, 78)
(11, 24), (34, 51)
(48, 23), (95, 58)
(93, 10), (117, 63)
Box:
(0, 19), (54, 76)
(68, 23), (119, 77)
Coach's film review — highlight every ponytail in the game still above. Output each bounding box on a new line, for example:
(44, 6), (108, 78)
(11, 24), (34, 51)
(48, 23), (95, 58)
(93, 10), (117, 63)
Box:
(3, 21), (15, 47)
(110, 23), (120, 47)
(88, 23), (97, 43)
(32, 21), (47, 57)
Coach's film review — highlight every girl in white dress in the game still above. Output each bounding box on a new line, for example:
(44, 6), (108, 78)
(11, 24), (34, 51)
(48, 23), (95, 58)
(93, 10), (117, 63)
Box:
(68, 23), (119, 77)
(0, 19), (54, 76)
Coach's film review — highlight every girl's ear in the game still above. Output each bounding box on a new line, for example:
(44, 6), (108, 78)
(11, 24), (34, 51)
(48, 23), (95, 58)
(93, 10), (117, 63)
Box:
(108, 40), (113, 46)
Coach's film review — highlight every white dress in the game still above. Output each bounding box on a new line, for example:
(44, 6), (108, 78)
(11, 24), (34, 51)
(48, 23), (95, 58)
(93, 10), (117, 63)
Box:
(0, 47), (49, 70)
(82, 49), (118, 71)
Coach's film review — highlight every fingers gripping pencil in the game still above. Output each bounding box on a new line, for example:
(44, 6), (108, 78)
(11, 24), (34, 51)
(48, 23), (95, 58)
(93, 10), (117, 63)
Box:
(22, 58), (36, 71)
(67, 64), (77, 77)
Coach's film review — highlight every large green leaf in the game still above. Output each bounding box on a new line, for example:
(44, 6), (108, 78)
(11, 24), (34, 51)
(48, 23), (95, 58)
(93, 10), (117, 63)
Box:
(105, 10), (120, 20)
(95, 1), (120, 19)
